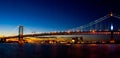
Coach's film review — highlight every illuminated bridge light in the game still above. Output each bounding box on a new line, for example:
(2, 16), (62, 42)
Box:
(117, 32), (120, 34)
(111, 24), (113, 31)
(105, 32), (107, 34)
(92, 30), (96, 33)
(110, 12), (113, 16)
(116, 32), (120, 34)
(72, 39), (75, 43)
(110, 40), (115, 43)
(67, 31), (71, 34)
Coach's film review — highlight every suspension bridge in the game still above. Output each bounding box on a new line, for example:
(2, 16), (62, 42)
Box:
(0, 12), (120, 43)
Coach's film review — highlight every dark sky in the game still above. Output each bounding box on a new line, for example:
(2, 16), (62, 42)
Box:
(0, 0), (120, 35)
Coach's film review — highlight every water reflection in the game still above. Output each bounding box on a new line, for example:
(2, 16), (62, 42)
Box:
(0, 44), (120, 58)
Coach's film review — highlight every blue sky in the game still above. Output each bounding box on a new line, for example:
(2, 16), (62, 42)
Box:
(0, 0), (119, 36)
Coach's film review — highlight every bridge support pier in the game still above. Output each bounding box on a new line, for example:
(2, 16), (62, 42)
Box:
(18, 26), (24, 41)
(0, 38), (6, 43)
(110, 31), (115, 43)
(109, 12), (115, 43)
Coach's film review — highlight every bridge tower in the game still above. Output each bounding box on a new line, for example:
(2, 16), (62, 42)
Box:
(18, 26), (24, 41)
(110, 12), (115, 43)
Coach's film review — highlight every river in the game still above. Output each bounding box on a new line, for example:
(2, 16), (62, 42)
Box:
(0, 43), (120, 58)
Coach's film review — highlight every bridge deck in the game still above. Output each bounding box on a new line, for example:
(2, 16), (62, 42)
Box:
(1, 31), (120, 39)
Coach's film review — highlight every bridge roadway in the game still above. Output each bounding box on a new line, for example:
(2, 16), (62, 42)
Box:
(1, 31), (120, 39)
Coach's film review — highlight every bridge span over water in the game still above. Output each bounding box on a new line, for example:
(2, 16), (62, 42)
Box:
(0, 12), (120, 43)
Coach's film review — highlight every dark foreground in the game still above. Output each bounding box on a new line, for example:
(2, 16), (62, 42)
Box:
(0, 43), (120, 58)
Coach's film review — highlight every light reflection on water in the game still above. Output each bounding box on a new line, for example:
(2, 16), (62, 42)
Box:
(0, 43), (120, 58)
